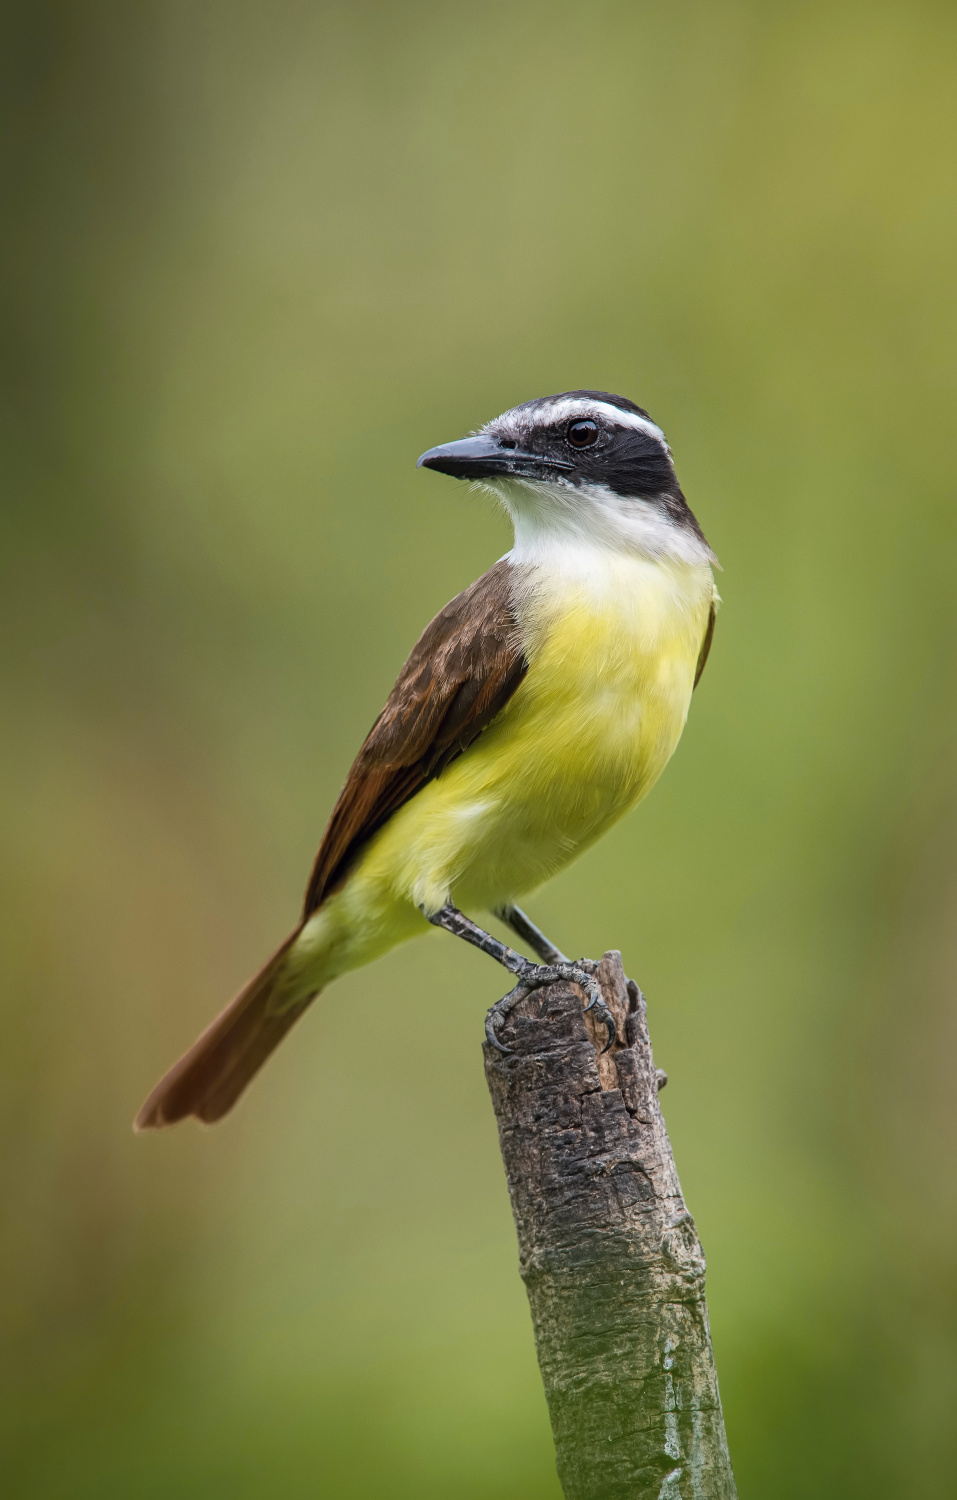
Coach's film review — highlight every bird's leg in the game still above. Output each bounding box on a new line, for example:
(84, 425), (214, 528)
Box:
(493, 903), (568, 966)
(424, 903), (615, 1055)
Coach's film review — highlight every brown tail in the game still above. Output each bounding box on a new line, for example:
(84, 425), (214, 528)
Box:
(134, 926), (318, 1130)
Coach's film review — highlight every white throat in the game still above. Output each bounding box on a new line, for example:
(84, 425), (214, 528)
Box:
(489, 477), (716, 570)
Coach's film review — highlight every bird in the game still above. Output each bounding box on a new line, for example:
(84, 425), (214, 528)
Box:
(135, 390), (718, 1130)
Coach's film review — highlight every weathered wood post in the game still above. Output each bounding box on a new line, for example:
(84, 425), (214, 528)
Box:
(484, 951), (736, 1500)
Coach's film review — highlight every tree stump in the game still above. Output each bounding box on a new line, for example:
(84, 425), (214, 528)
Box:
(484, 951), (736, 1500)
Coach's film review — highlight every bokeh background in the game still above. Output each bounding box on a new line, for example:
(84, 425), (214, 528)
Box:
(3, 1), (956, 1495)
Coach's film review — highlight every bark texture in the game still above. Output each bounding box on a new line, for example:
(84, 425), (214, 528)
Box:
(484, 951), (736, 1500)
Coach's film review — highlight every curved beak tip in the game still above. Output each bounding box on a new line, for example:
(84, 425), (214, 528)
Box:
(415, 433), (510, 480)
(416, 443), (457, 472)
(416, 433), (573, 481)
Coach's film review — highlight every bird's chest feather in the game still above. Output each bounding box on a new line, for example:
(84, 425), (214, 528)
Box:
(506, 551), (713, 812)
(357, 549), (714, 909)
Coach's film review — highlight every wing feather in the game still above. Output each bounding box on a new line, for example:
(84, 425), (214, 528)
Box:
(302, 559), (526, 916)
(693, 599), (716, 688)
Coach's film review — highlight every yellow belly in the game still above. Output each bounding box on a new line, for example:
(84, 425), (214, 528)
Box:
(292, 549), (714, 986)
(377, 551), (707, 878)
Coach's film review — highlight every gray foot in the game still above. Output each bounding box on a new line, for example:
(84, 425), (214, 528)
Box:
(423, 903), (616, 1056)
(484, 958), (616, 1055)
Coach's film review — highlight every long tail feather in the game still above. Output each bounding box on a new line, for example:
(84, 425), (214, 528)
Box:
(134, 926), (318, 1130)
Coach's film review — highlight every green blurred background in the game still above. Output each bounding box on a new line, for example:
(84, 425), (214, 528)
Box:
(2, 1), (956, 1494)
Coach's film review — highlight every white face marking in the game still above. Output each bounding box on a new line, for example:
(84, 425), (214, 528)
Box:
(475, 397), (713, 568)
(485, 396), (670, 453)
(528, 397), (669, 448)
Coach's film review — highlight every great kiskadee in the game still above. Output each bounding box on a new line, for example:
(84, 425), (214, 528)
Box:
(135, 390), (717, 1130)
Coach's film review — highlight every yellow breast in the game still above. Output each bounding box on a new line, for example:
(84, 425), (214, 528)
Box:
(354, 546), (715, 912)
(499, 549), (712, 823)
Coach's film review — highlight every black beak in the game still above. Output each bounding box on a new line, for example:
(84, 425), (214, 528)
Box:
(416, 433), (573, 481)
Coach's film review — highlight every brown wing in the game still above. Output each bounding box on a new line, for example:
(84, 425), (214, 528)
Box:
(693, 599), (716, 688)
(302, 558), (527, 916)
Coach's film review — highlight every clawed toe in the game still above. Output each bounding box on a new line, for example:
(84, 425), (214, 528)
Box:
(484, 960), (617, 1055)
(424, 905), (617, 1056)
(576, 975), (617, 1054)
(485, 983), (528, 1053)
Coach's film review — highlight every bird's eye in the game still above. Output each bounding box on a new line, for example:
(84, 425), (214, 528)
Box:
(567, 419), (599, 449)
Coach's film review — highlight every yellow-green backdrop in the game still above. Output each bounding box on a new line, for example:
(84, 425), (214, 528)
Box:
(3, 2), (956, 1495)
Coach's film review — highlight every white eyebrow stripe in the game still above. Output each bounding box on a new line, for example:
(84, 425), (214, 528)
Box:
(527, 397), (668, 446)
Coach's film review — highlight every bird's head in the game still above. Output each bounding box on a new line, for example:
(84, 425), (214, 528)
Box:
(418, 390), (713, 565)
